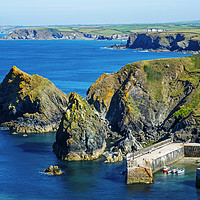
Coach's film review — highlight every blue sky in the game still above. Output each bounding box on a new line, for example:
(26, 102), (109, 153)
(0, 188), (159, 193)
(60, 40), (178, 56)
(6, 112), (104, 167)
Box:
(1, 0), (200, 26)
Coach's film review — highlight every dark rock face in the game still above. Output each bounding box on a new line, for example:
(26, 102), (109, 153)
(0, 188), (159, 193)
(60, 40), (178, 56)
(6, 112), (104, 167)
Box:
(127, 32), (200, 52)
(107, 43), (126, 49)
(0, 66), (68, 133)
(53, 92), (109, 161)
(87, 54), (200, 148)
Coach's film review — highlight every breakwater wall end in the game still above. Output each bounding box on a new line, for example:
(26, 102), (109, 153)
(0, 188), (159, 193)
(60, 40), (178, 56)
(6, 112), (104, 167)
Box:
(127, 166), (153, 184)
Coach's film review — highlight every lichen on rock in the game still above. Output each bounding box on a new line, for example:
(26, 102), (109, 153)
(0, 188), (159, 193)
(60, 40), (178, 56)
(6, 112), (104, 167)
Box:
(0, 66), (68, 133)
(87, 53), (200, 147)
(53, 92), (109, 161)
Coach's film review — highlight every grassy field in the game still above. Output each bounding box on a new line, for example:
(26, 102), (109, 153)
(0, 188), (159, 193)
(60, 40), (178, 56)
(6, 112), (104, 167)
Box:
(8, 22), (200, 36)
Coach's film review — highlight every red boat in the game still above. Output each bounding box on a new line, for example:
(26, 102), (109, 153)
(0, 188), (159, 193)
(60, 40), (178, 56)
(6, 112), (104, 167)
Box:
(163, 166), (170, 172)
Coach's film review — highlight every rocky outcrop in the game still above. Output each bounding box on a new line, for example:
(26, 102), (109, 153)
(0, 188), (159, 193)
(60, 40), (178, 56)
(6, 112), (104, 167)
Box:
(53, 92), (110, 161)
(127, 32), (200, 52)
(107, 43), (126, 49)
(104, 149), (124, 162)
(43, 165), (63, 175)
(87, 53), (200, 147)
(1, 29), (128, 41)
(0, 66), (68, 133)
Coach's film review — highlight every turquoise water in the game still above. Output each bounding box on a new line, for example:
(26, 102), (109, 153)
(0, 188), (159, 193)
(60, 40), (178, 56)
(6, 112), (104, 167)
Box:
(0, 40), (199, 199)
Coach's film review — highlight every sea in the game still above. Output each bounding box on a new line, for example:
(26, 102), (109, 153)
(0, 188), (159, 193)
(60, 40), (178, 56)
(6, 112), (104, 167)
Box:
(0, 34), (199, 200)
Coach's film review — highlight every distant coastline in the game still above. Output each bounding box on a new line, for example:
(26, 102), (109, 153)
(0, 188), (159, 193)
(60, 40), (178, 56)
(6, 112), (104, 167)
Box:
(1, 29), (128, 41)
(2, 26), (200, 53)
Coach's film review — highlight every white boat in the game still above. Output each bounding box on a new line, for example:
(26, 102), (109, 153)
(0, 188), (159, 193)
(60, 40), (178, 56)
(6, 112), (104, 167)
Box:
(172, 168), (178, 174)
(176, 168), (185, 174)
(167, 169), (173, 173)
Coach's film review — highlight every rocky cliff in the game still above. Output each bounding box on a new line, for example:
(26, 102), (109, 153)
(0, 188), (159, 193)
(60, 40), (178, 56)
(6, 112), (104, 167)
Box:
(87, 53), (200, 145)
(2, 29), (128, 41)
(127, 32), (200, 52)
(53, 92), (109, 161)
(0, 66), (68, 133)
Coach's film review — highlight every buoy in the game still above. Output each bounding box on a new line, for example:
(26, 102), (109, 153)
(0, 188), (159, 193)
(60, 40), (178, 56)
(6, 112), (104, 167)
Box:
(196, 168), (200, 188)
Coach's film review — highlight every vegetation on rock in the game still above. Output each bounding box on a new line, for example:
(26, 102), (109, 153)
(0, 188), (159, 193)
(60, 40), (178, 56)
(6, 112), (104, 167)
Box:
(87, 53), (200, 146)
(0, 66), (68, 133)
(53, 92), (110, 161)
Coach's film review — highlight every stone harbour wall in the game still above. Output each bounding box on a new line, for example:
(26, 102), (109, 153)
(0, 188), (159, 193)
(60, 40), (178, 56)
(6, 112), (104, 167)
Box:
(127, 167), (153, 184)
(126, 142), (200, 184)
(150, 147), (184, 173)
(184, 144), (200, 157)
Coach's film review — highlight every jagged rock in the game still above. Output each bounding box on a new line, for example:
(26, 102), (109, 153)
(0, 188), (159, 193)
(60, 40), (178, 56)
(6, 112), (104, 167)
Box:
(107, 43), (126, 49)
(43, 165), (63, 175)
(104, 149), (124, 162)
(126, 32), (200, 52)
(0, 66), (68, 133)
(53, 92), (110, 161)
(87, 53), (200, 144)
(117, 131), (143, 154)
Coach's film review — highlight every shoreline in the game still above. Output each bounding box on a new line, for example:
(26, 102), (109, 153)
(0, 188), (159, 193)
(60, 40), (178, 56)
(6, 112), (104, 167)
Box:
(107, 45), (199, 54)
(0, 38), (128, 41)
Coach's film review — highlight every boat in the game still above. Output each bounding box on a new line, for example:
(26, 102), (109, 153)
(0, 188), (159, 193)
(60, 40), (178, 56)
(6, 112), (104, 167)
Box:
(163, 166), (170, 172)
(176, 168), (185, 174)
(172, 168), (178, 174)
(167, 169), (173, 174)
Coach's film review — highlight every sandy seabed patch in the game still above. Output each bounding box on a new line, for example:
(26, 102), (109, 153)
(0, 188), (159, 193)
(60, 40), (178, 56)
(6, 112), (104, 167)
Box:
(176, 157), (200, 166)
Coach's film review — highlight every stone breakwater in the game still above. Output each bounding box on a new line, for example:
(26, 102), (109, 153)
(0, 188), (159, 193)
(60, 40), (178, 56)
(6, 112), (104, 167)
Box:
(126, 142), (200, 184)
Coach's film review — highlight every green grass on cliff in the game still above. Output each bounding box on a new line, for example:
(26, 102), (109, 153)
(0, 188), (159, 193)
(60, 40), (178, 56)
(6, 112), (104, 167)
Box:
(139, 54), (200, 109)
(22, 23), (200, 36)
(144, 65), (163, 82)
(143, 64), (164, 102)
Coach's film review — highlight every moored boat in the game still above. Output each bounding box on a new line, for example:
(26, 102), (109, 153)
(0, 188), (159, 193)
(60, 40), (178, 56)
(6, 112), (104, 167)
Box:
(163, 166), (170, 172)
(172, 168), (178, 174)
(176, 168), (185, 174)
(167, 169), (173, 173)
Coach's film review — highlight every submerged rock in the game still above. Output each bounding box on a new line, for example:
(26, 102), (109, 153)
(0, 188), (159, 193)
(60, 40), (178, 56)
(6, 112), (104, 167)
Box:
(0, 66), (68, 133)
(53, 92), (110, 161)
(43, 165), (63, 176)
